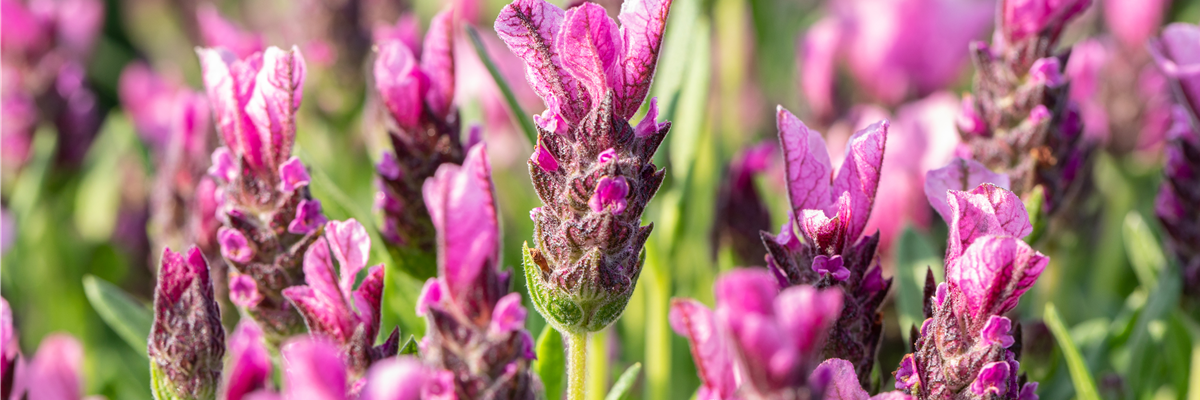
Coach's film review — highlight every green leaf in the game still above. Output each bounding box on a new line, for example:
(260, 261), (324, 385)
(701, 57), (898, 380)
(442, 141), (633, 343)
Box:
(465, 25), (538, 147)
(603, 363), (642, 400)
(1044, 303), (1101, 400)
(1123, 212), (1167, 290)
(83, 275), (152, 356)
(399, 335), (419, 356)
(75, 113), (142, 241)
(534, 326), (565, 400)
(894, 226), (942, 346)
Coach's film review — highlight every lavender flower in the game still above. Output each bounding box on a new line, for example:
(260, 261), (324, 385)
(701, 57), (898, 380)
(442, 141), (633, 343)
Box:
(148, 247), (225, 400)
(760, 107), (890, 385)
(713, 143), (774, 265)
(198, 45), (325, 343)
(495, 0), (673, 334)
(958, 0), (1095, 215)
(282, 219), (398, 378)
(1149, 22), (1200, 297)
(895, 183), (1045, 399)
(372, 8), (465, 263)
(221, 320), (273, 400)
(417, 144), (539, 399)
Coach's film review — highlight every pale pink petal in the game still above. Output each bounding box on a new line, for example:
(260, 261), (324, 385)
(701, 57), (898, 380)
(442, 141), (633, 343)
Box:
(495, 0), (589, 122)
(278, 157), (310, 192)
(670, 299), (738, 400)
(375, 41), (428, 131)
(324, 219), (371, 296)
(421, 9), (457, 119)
(800, 17), (841, 120)
(223, 320), (272, 400)
(924, 158), (1010, 224)
(281, 338), (347, 400)
(812, 359), (868, 400)
(945, 184), (1031, 263)
(777, 106), (834, 213)
(946, 236), (1048, 319)
(197, 4), (264, 59)
(422, 145), (499, 311)
(244, 46), (305, 171)
(557, 3), (624, 106)
(830, 119), (888, 239)
(615, 0), (672, 118)
(26, 334), (83, 400)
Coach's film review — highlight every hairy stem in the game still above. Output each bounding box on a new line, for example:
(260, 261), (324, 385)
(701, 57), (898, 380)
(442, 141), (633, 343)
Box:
(567, 330), (589, 400)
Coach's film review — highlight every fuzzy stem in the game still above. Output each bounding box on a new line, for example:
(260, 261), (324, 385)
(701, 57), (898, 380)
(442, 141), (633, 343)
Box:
(567, 330), (589, 400)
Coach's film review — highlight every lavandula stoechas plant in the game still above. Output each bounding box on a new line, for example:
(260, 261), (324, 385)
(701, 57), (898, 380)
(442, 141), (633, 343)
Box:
(198, 45), (326, 344)
(894, 183), (1046, 400)
(760, 107), (891, 386)
(957, 0), (1095, 216)
(1149, 23), (1200, 298)
(416, 145), (539, 399)
(372, 8), (465, 274)
(148, 247), (226, 400)
(281, 218), (397, 379)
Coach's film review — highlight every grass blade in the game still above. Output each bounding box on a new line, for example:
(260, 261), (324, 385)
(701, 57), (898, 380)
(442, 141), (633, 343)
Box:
(465, 25), (538, 147)
(1044, 303), (1100, 400)
(83, 275), (152, 356)
(604, 363), (642, 400)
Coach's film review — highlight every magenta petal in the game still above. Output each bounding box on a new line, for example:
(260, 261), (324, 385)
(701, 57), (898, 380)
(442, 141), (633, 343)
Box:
(800, 18), (840, 120)
(557, 2), (624, 106)
(489, 293), (528, 334)
(923, 157), (1010, 224)
(360, 357), (427, 400)
(278, 157), (310, 192)
(830, 119), (888, 239)
(714, 269), (780, 317)
(286, 238), (355, 341)
(946, 236), (1048, 319)
(597, 148), (618, 164)
(532, 144), (560, 172)
(669, 299), (737, 400)
(378, 152), (402, 180)
(209, 146), (239, 183)
(811, 255), (849, 282)
(281, 338), (347, 400)
(416, 279), (444, 317)
(894, 354), (919, 391)
(288, 199), (327, 234)
(1030, 58), (1065, 87)
(421, 9), (456, 119)
(223, 320), (272, 400)
(777, 106), (834, 214)
(325, 219), (371, 296)
(812, 359), (868, 400)
(945, 184), (1032, 262)
(245, 46), (306, 171)
(534, 107), (568, 135)
(355, 266), (386, 326)
(774, 285), (842, 359)
(970, 361), (1010, 396)
(981, 315), (1015, 348)
(197, 47), (261, 170)
(229, 274), (263, 308)
(588, 176), (630, 215)
(1018, 382), (1040, 400)
(374, 13), (422, 53)
(495, 0), (588, 122)
(26, 334), (83, 400)
(423, 145), (499, 308)
(375, 41), (428, 131)
(634, 97), (666, 138)
(218, 227), (254, 264)
(1152, 24), (1200, 116)
(616, 0), (672, 118)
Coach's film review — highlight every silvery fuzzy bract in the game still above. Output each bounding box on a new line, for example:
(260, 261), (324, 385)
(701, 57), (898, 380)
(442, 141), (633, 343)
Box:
(148, 247), (225, 400)
(197, 45), (326, 344)
(495, 0), (673, 333)
(760, 106), (890, 385)
(416, 145), (539, 399)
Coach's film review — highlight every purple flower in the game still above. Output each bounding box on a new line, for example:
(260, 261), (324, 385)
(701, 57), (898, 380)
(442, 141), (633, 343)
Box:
(283, 218), (394, 377)
(198, 45), (326, 342)
(670, 299), (739, 400)
(372, 8), (466, 257)
(418, 145), (538, 399)
(148, 246), (226, 400)
(496, 0), (673, 333)
(222, 320), (272, 400)
(760, 107), (890, 383)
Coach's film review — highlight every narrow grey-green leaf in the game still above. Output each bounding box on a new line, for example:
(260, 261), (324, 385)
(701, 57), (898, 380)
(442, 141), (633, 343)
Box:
(604, 363), (642, 400)
(399, 335), (419, 356)
(466, 25), (537, 147)
(534, 326), (565, 400)
(1044, 303), (1101, 400)
(83, 275), (152, 355)
(894, 226), (942, 346)
(1123, 212), (1166, 289)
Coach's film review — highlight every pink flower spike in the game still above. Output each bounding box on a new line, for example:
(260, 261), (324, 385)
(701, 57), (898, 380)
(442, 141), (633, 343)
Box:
(532, 145), (560, 172)
(924, 157), (1010, 224)
(1030, 58), (1065, 87)
(223, 320), (272, 400)
(969, 361), (1010, 396)
(588, 176), (630, 215)
(811, 255), (850, 281)
(219, 227), (255, 264)
(229, 275), (263, 308)
(288, 199), (327, 234)
(278, 157), (311, 192)
(281, 338), (347, 400)
(634, 97), (666, 138)
(375, 41), (428, 131)
(489, 293), (528, 334)
(26, 334), (83, 400)
(496, 0), (588, 123)
(209, 147), (238, 182)
(981, 315), (1015, 348)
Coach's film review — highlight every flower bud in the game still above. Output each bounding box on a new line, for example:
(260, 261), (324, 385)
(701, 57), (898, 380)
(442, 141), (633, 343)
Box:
(149, 247), (225, 400)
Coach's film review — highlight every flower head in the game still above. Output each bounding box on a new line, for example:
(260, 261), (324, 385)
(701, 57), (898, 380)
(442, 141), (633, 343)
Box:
(149, 246), (226, 400)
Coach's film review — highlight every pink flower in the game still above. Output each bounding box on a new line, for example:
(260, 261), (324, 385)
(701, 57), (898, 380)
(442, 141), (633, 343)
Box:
(222, 320), (272, 400)
(281, 338), (347, 400)
(670, 299), (739, 400)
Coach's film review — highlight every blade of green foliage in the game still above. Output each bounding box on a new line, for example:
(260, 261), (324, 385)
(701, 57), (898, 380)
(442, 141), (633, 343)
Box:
(534, 326), (565, 400)
(75, 113), (143, 242)
(894, 226), (942, 346)
(300, 149), (425, 339)
(604, 363), (642, 400)
(466, 25), (537, 147)
(1125, 265), (1181, 395)
(8, 128), (56, 222)
(399, 335), (419, 356)
(1123, 212), (1167, 289)
(83, 275), (152, 356)
(1023, 185), (1047, 245)
(1044, 303), (1100, 400)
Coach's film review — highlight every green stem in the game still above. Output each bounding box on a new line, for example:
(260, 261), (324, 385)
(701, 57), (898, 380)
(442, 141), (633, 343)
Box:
(585, 329), (609, 400)
(567, 331), (589, 400)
